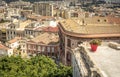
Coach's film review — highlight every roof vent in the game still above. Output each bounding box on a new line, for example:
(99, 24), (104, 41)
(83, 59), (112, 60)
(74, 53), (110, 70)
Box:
(98, 19), (100, 22)
(104, 19), (107, 22)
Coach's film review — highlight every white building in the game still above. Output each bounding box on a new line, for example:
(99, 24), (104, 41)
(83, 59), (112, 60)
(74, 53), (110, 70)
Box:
(5, 8), (20, 19)
(6, 37), (21, 49)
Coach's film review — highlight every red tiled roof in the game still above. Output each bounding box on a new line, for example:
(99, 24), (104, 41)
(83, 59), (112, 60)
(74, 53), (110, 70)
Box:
(107, 17), (120, 24)
(8, 37), (21, 44)
(42, 26), (58, 33)
(27, 14), (55, 21)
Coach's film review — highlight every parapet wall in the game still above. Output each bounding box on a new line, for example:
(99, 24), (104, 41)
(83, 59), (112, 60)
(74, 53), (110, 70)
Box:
(72, 46), (104, 77)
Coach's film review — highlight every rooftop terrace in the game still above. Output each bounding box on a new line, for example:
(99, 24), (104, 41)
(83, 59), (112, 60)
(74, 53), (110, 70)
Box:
(73, 42), (120, 77)
(87, 43), (120, 77)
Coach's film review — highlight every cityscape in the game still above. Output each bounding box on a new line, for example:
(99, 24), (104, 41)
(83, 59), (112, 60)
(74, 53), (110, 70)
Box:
(0, 0), (120, 77)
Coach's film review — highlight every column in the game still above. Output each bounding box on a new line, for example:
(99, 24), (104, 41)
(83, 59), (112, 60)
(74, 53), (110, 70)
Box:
(64, 36), (68, 65)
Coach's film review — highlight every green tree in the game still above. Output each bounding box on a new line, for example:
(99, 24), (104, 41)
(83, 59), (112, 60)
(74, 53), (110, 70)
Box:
(0, 56), (72, 77)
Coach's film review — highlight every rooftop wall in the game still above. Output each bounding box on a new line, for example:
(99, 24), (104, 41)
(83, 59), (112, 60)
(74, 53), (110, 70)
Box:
(72, 46), (104, 77)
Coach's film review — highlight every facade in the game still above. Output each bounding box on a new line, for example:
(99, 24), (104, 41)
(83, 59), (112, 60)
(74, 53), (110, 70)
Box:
(33, 2), (53, 16)
(26, 33), (60, 58)
(19, 38), (27, 58)
(6, 37), (27, 57)
(6, 23), (18, 41)
(0, 22), (10, 43)
(6, 20), (31, 41)
(0, 28), (6, 43)
(58, 17), (120, 65)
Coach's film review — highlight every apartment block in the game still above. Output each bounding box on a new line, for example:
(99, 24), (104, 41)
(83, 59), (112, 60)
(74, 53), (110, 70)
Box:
(33, 2), (53, 16)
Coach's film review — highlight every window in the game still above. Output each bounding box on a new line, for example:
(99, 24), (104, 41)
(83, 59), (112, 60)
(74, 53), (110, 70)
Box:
(52, 53), (54, 56)
(7, 31), (9, 34)
(67, 53), (71, 61)
(14, 31), (15, 35)
(67, 39), (71, 47)
(38, 46), (41, 51)
(23, 50), (25, 53)
(78, 41), (83, 45)
(42, 47), (45, 52)
(52, 47), (54, 53)
(28, 45), (31, 49)
(47, 47), (50, 52)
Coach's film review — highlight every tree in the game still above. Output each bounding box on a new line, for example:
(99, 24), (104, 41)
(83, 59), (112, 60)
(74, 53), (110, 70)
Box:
(0, 56), (72, 77)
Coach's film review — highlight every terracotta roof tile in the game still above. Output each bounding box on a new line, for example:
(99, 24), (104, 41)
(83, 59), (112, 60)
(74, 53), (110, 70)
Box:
(59, 17), (120, 34)
(42, 26), (58, 32)
(8, 37), (21, 43)
(30, 33), (59, 45)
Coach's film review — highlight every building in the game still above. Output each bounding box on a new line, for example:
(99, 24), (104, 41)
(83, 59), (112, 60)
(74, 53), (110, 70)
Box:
(58, 17), (120, 65)
(6, 37), (28, 57)
(33, 2), (53, 16)
(19, 38), (27, 58)
(26, 33), (59, 58)
(72, 42), (120, 77)
(6, 37), (21, 49)
(0, 22), (10, 43)
(0, 7), (5, 19)
(0, 42), (13, 57)
(5, 8), (21, 19)
(6, 23), (18, 41)
(6, 20), (31, 41)
(24, 20), (58, 37)
(9, 0), (31, 9)
(105, 0), (120, 4)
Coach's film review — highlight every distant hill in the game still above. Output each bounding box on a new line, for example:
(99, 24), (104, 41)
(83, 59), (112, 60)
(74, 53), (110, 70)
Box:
(4, 0), (63, 3)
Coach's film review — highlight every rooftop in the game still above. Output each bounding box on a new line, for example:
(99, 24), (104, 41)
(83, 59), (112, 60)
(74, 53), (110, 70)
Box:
(42, 26), (58, 33)
(0, 43), (9, 50)
(27, 14), (55, 21)
(16, 20), (31, 31)
(0, 22), (10, 29)
(87, 42), (120, 77)
(59, 17), (120, 34)
(73, 42), (120, 77)
(28, 33), (59, 45)
(8, 37), (21, 44)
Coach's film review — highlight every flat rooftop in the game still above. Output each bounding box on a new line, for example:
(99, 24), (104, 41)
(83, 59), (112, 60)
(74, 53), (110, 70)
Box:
(87, 43), (120, 77)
